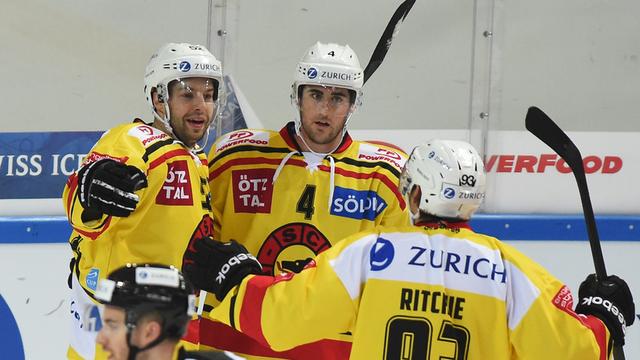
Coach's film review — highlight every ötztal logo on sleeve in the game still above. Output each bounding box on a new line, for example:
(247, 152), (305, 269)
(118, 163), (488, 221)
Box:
(232, 168), (276, 213)
(156, 160), (193, 205)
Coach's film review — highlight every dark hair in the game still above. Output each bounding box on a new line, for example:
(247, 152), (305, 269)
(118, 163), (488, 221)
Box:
(298, 85), (356, 104)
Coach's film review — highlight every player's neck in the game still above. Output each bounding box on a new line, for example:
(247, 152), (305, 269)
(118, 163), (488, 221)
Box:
(136, 341), (176, 360)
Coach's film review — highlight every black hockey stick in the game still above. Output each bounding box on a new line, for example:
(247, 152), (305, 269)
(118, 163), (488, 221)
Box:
(363, 0), (416, 84)
(525, 106), (625, 359)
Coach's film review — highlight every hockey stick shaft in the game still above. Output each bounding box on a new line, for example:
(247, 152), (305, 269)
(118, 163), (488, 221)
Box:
(363, 0), (416, 84)
(525, 106), (606, 277)
(525, 106), (625, 359)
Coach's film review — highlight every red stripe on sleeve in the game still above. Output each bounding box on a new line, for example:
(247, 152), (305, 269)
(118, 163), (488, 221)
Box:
(65, 174), (79, 214)
(579, 315), (609, 360)
(199, 317), (352, 359)
(74, 216), (113, 240)
(181, 318), (200, 344)
(552, 285), (609, 360)
(239, 275), (277, 347)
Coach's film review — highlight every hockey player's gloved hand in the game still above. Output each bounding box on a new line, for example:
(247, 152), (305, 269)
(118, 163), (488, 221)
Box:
(77, 159), (148, 217)
(575, 274), (635, 346)
(183, 237), (262, 301)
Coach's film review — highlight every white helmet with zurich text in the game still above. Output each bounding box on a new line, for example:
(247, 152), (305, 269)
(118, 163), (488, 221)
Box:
(143, 43), (223, 147)
(291, 42), (364, 138)
(399, 139), (486, 221)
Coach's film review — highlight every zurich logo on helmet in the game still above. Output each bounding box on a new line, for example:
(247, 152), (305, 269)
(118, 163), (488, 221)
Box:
(443, 187), (456, 199)
(428, 151), (436, 159)
(307, 67), (318, 79)
(179, 61), (192, 72)
(370, 237), (394, 271)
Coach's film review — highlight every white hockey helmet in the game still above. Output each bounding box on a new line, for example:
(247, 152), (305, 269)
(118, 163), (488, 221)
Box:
(399, 139), (486, 221)
(143, 43), (223, 146)
(291, 42), (364, 138)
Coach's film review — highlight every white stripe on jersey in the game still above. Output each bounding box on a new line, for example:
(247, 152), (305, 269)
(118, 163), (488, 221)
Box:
(329, 230), (540, 329)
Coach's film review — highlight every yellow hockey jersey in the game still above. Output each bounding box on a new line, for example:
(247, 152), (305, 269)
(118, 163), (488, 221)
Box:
(207, 122), (409, 273)
(64, 120), (214, 301)
(212, 223), (611, 360)
(201, 122), (410, 356)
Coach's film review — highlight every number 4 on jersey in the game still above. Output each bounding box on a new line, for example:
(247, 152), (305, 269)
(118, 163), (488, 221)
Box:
(296, 185), (316, 220)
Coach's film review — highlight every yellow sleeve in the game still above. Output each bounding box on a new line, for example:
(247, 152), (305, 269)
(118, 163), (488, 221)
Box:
(63, 124), (150, 236)
(499, 243), (610, 359)
(211, 232), (376, 351)
(510, 281), (610, 359)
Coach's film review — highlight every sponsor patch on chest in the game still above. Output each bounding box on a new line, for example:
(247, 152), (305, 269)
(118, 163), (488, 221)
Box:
(232, 168), (275, 213)
(330, 186), (387, 221)
(156, 160), (193, 205)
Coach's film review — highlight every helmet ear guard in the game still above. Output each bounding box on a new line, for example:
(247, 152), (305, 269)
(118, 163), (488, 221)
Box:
(400, 139), (486, 221)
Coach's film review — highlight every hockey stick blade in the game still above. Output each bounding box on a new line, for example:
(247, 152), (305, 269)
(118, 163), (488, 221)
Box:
(363, 0), (416, 84)
(525, 106), (626, 360)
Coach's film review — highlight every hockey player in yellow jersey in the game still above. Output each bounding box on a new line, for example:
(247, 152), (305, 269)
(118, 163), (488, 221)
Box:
(185, 139), (635, 360)
(63, 43), (224, 359)
(200, 42), (410, 357)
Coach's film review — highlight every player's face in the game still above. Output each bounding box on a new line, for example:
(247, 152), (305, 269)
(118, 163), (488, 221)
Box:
(298, 85), (353, 153)
(96, 306), (131, 360)
(166, 77), (218, 147)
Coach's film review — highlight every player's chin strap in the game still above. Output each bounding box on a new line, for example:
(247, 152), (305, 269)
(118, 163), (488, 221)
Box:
(409, 210), (420, 225)
(126, 326), (167, 360)
(153, 103), (220, 154)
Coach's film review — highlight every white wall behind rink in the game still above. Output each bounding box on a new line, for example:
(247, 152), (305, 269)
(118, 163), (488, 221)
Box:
(0, 240), (637, 360)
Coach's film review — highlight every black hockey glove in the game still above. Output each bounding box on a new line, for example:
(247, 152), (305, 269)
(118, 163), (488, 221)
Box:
(183, 237), (262, 301)
(77, 159), (148, 218)
(575, 273), (635, 346)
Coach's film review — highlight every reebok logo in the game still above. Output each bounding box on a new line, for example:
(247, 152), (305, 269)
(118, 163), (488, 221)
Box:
(581, 295), (626, 328)
(216, 253), (260, 284)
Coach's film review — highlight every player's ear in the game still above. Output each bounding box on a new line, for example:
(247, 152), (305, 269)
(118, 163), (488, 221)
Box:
(409, 185), (422, 213)
(138, 318), (162, 346)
